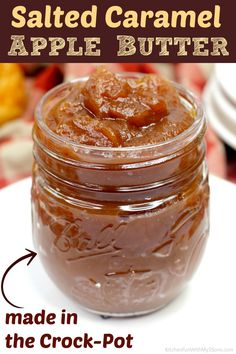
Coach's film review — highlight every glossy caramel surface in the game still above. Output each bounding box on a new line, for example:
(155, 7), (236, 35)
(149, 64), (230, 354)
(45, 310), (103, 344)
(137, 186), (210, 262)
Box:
(45, 67), (194, 147)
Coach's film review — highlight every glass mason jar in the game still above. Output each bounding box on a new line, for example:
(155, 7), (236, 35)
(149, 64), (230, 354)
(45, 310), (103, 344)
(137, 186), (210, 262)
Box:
(32, 76), (210, 317)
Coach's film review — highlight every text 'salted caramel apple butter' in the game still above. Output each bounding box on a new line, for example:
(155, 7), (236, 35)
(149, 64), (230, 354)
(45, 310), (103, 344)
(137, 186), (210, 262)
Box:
(32, 67), (209, 316)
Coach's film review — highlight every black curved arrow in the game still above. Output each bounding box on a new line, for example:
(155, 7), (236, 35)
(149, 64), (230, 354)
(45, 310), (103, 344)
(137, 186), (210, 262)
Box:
(1, 248), (37, 309)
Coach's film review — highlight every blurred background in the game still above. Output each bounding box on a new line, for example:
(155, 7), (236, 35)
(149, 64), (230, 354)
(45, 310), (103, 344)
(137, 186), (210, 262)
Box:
(0, 62), (235, 189)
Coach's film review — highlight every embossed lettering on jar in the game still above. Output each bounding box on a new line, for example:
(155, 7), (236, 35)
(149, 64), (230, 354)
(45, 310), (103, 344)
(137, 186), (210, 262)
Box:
(32, 73), (209, 316)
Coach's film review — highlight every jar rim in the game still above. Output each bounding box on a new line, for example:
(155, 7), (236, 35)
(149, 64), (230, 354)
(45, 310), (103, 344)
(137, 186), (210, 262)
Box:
(35, 73), (205, 160)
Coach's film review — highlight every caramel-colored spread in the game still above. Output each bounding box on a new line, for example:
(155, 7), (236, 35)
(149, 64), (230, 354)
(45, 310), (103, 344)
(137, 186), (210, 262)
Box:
(32, 68), (209, 316)
(45, 67), (194, 147)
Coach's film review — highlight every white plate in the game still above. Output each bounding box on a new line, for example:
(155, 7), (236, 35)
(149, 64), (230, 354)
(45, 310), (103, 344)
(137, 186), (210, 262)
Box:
(0, 176), (236, 353)
(203, 64), (236, 150)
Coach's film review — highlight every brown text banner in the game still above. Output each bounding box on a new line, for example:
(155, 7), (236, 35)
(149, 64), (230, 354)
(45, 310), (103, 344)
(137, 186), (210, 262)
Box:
(0, 0), (235, 62)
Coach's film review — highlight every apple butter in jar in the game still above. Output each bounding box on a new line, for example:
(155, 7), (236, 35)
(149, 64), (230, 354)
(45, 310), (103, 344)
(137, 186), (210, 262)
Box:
(32, 67), (209, 316)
